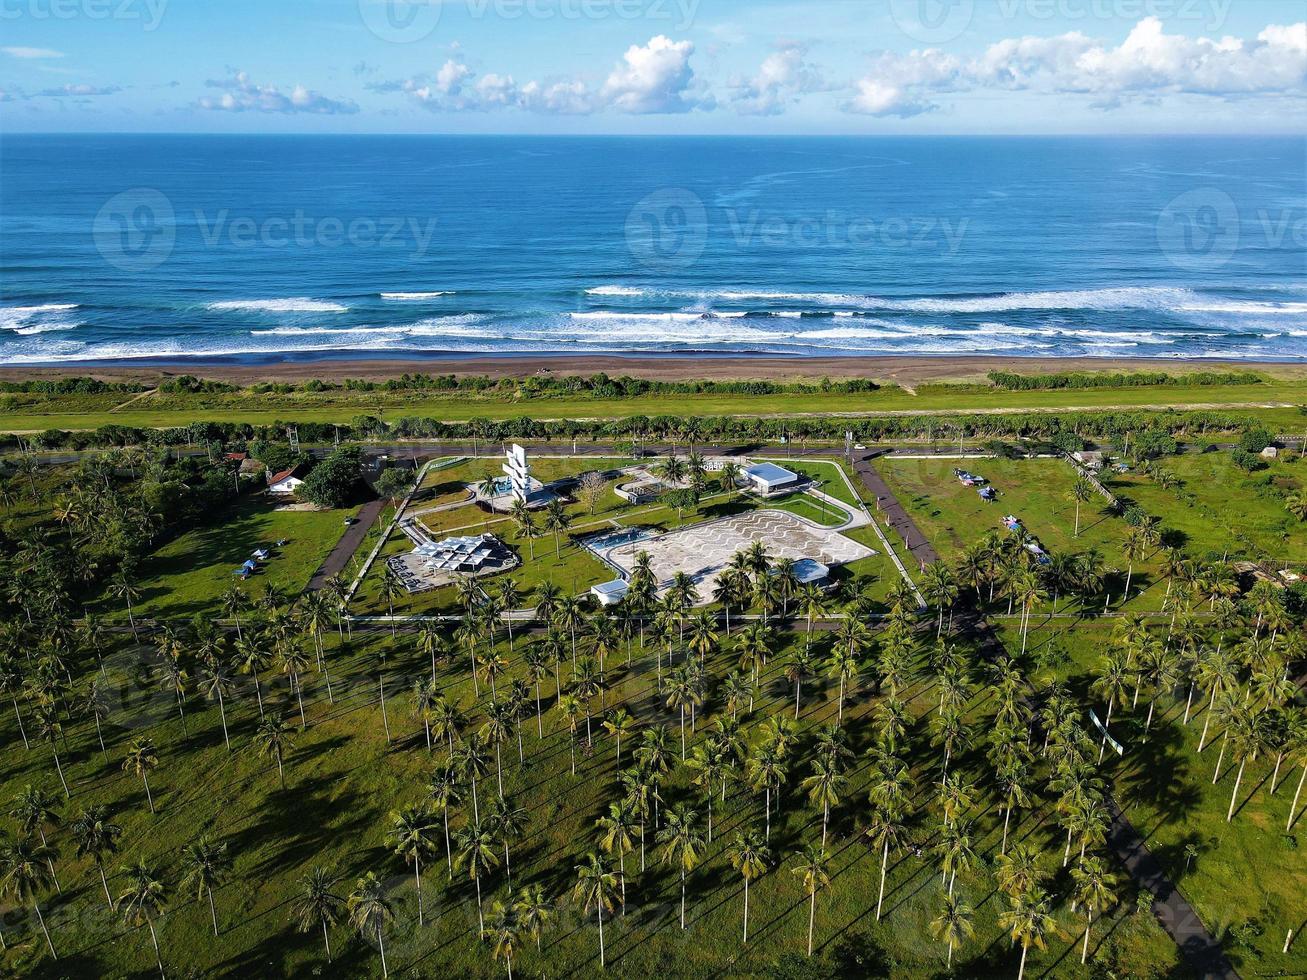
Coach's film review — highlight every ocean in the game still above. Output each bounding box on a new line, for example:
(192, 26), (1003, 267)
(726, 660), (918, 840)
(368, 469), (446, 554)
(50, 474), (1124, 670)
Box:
(1, 134), (1304, 366)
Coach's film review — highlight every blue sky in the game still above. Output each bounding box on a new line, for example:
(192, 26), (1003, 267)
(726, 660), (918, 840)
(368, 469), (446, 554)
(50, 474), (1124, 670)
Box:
(1, 0), (1303, 133)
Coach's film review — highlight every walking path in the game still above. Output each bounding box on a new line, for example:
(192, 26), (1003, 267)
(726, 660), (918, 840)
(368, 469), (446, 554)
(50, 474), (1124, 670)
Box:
(848, 450), (1239, 980)
(306, 498), (384, 591)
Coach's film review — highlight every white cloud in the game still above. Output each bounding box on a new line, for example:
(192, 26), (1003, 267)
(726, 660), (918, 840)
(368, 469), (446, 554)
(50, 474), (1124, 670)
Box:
(380, 35), (711, 115)
(36, 84), (122, 97)
(732, 42), (824, 116)
(847, 18), (1307, 117)
(3, 47), (64, 59)
(198, 71), (358, 115)
(601, 35), (712, 114)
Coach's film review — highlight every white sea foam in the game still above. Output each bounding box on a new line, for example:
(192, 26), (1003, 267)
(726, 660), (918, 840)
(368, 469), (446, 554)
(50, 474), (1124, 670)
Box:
(585, 286), (644, 297)
(380, 292), (453, 300)
(208, 298), (349, 314)
(1179, 301), (1307, 315)
(0, 303), (82, 334)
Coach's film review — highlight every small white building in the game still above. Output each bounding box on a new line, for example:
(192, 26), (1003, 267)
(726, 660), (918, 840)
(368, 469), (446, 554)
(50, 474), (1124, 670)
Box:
(590, 579), (629, 606)
(267, 466), (304, 495)
(744, 462), (799, 495)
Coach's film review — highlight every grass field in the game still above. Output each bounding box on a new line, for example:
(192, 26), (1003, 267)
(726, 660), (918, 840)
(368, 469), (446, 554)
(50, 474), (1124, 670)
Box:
(1104, 450), (1306, 562)
(1005, 618), (1307, 975)
(0, 616), (1191, 980)
(874, 456), (1168, 611)
(94, 496), (358, 620)
(5, 380), (1307, 433)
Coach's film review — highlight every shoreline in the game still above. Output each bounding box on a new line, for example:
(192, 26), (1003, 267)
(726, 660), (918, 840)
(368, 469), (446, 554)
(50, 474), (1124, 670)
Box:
(3, 353), (1306, 387)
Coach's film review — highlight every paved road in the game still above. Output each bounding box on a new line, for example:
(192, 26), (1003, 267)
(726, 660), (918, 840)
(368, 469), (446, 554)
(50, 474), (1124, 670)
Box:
(1106, 798), (1239, 979)
(306, 498), (385, 592)
(848, 451), (1239, 980)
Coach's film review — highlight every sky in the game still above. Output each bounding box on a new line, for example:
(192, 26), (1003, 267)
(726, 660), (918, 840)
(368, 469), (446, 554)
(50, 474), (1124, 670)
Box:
(0, 0), (1304, 134)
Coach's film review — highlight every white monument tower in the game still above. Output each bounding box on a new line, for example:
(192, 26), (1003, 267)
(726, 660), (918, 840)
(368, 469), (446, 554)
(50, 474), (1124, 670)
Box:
(503, 444), (530, 503)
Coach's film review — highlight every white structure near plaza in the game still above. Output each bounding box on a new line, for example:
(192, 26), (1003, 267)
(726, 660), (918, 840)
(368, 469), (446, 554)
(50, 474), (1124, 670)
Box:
(504, 443), (530, 503)
(744, 462), (799, 495)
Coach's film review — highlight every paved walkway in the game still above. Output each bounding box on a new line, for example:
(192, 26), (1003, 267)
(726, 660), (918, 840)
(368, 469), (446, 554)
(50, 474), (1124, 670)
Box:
(307, 498), (385, 591)
(849, 451), (1239, 980)
(853, 452), (939, 570)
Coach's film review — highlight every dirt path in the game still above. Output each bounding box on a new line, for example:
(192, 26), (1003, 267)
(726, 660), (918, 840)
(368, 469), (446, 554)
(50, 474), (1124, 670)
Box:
(108, 388), (157, 413)
(849, 451), (1239, 980)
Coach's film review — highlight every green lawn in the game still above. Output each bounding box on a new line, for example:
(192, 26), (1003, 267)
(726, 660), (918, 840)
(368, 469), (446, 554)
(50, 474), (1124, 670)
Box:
(875, 456), (1169, 611)
(769, 492), (849, 528)
(1103, 450), (1306, 562)
(97, 496), (358, 620)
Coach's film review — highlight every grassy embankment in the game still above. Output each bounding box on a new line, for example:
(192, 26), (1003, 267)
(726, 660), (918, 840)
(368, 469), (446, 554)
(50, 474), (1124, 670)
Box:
(4, 378), (1307, 433)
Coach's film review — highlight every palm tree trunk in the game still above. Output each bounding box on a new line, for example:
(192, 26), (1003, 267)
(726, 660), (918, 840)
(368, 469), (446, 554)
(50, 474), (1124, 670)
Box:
(598, 894), (606, 967)
(207, 885), (218, 935)
(51, 746), (69, 797)
(1017, 941), (1028, 980)
(34, 902), (55, 958)
(143, 773), (155, 813)
(1288, 760), (1307, 831)
(807, 889), (816, 956)
(680, 869), (686, 929)
(742, 876), (750, 943)
(322, 920), (332, 961)
(415, 859), (424, 926)
(12, 697), (29, 749)
(217, 690), (230, 749)
(377, 923), (389, 978)
(1227, 760), (1246, 821)
(1082, 909), (1093, 963)
(443, 809), (452, 878)
(877, 841), (888, 920)
(98, 862), (114, 910)
(148, 917), (164, 980)
(380, 676), (390, 743)
(1213, 732), (1228, 784)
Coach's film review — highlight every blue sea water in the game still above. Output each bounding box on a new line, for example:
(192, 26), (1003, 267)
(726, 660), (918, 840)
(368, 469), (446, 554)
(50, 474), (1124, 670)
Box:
(1, 134), (1304, 366)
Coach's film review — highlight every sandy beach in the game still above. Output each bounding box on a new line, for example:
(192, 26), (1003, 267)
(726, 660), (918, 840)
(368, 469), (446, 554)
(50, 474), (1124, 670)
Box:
(2, 355), (1304, 387)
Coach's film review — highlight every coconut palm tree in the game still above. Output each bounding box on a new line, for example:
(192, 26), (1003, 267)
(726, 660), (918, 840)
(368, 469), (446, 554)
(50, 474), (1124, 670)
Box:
(255, 715), (293, 788)
(0, 833), (58, 958)
(785, 647), (815, 720)
(1223, 704), (1265, 821)
(596, 800), (636, 912)
(10, 784), (62, 892)
(792, 843), (831, 957)
(826, 635), (864, 725)
(118, 858), (168, 980)
(514, 882), (554, 952)
(995, 842), (1045, 901)
(347, 872), (395, 978)
(180, 836), (230, 937)
(999, 887), (1057, 980)
(455, 820), (500, 933)
(388, 805), (438, 926)
(484, 896), (523, 979)
(543, 499), (570, 558)
(122, 737), (160, 814)
(865, 805), (904, 921)
(921, 563), (959, 637)
(71, 804), (121, 910)
(488, 795), (528, 885)
(801, 756), (844, 847)
(657, 802), (705, 929)
(930, 892), (975, 969)
(1071, 476), (1094, 537)
(290, 866), (344, 963)
(1071, 856), (1118, 964)
(572, 852), (620, 969)
(727, 828), (770, 944)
